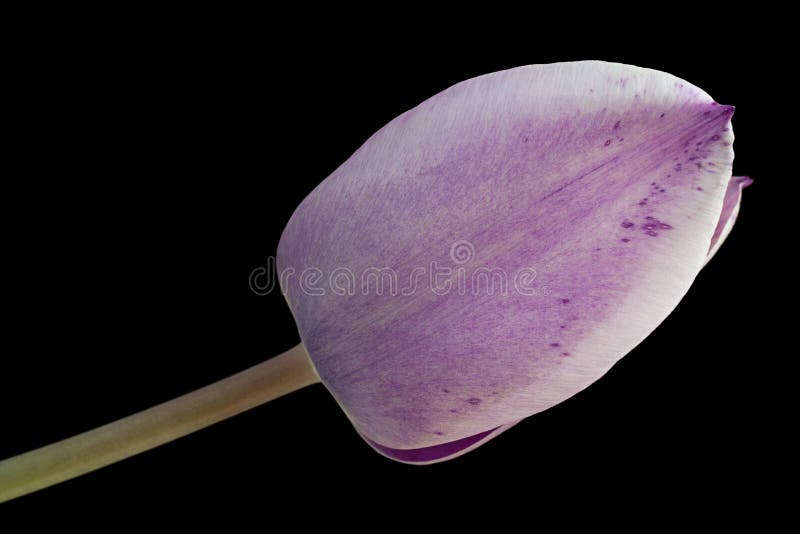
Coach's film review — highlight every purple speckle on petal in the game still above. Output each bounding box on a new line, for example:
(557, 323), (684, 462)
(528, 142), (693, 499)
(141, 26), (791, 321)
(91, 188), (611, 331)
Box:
(604, 139), (612, 147)
(641, 217), (672, 237)
(697, 186), (704, 191)
(561, 352), (570, 357)
(550, 342), (561, 348)
(621, 238), (631, 243)
(467, 398), (482, 406)
(613, 120), (621, 130)
(560, 298), (570, 304)
(674, 164), (682, 172)
(659, 113), (665, 118)
(434, 431), (445, 436)
(621, 220), (635, 229)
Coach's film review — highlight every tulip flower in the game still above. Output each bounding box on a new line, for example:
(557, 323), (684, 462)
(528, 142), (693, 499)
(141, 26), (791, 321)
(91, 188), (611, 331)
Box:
(0, 61), (750, 500)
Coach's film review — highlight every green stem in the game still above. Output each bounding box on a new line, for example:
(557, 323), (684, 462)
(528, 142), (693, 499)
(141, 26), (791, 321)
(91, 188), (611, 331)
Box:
(0, 343), (319, 503)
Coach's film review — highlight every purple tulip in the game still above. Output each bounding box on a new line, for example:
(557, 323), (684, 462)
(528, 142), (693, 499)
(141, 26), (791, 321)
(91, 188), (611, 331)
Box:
(0, 61), (751, 499)
(277, 60), (750, 463)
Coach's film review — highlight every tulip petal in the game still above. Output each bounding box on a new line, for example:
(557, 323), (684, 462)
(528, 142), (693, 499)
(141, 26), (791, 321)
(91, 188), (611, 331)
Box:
(375, 172), (750, 466)
(705, 176), (752, 264)
(278, 61), (741, 461)
(361, 421), (521, 464)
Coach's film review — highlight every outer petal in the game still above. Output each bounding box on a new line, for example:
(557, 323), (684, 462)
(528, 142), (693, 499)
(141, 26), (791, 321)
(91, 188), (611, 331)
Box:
(277, 61), (737, 462)
(705, 176), (752, 264)
(357, 419), (523, 464)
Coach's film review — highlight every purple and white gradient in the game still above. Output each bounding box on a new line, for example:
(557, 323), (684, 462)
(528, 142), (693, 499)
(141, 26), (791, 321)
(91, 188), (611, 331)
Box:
(277, 61), (749, 463)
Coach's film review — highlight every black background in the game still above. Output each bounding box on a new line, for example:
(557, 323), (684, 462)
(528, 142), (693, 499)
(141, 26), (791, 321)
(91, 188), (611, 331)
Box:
(2, 23), (790, 521)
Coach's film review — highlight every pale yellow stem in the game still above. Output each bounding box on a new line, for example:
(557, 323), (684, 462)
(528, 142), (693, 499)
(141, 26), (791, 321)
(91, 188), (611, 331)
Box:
(0, 343), (319, 503)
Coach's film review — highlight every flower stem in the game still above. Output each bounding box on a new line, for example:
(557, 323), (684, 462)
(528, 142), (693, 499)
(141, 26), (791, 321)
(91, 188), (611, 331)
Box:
(0, 343), (319, 502)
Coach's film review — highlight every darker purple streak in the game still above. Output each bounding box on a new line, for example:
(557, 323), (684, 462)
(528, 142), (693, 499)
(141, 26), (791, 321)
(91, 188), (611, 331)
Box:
(363, 427), (499, 463)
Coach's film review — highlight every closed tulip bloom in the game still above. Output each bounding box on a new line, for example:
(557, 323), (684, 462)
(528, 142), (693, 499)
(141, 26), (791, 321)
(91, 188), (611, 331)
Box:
(278, 60), (749, 462)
